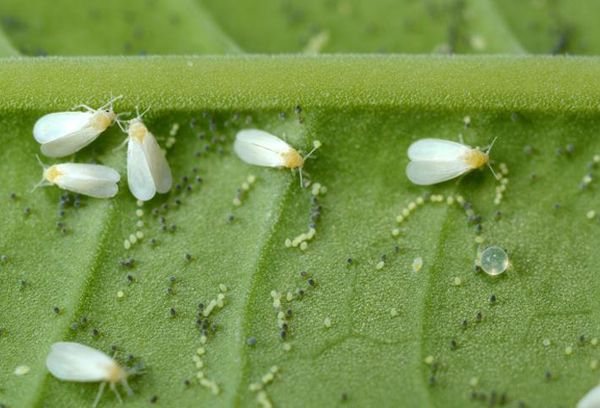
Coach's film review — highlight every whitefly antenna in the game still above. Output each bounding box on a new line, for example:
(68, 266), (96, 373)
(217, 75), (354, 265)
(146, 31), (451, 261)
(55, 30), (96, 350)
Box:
(486, 136), (498, 154)
(298, 140), (321, 188)
(135, 105), (151, 120)
(485, 137), (500, 180)
(31, 155), (49, 192)
(100, 94), (124, 111)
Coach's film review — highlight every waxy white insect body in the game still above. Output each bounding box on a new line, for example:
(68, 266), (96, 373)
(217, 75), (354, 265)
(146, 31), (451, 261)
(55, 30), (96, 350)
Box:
(40, 162), (120, 198)
(125, 116), (172, 201)
(406, 138), (496, 186)
(33, 96), (122, 158)
(578, 383), (600, 408)
(46, 342), (134, 408)
(234, 129), (304, 169)
(233, 129), (321, 187)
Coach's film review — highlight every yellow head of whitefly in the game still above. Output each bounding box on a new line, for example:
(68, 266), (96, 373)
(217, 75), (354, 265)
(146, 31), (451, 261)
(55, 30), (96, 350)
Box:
(128, 119), (148, 143)
(106, 361), (128, 384)
(43, 165), (63, 184)
(282, 149), (304, 169)
(463, 149), (489, 170)
(90, 109), (117, 131)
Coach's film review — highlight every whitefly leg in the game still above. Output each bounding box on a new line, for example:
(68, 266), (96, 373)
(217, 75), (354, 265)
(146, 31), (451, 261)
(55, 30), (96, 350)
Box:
(92, 382), (107, 408)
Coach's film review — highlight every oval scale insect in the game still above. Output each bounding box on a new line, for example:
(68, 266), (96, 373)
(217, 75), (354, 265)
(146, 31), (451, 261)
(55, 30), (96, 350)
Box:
(36, 161), (120, 198)
(124, 112), (173, 201)
(46, 342), (135, 408)
(233, 129), (320, 186)
(406, 137), (497, 185)
(33, 95), (123, 158)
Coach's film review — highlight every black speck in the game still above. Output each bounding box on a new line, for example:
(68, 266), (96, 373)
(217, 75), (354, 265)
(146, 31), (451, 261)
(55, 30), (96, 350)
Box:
(566, 143), (575, 154)
(544, 370), (552, 381)
(246, 337), (257, 346)
(346, 257), (353, 265)
(449, 339), (457, 350)
(185, 253), (192, 262)
(307, 278), (315, 287)
(170, 308), (177, 317)
(475, 311), (482, 322)
(91, 328), (99, 337)
(53, 306), (60, 314)
(489, 294), (497, 304)
(461, 319), (468, 329)
(120, 258), (135, 268)
(184, 379), (191, 386)
(150, 395), (158, 403)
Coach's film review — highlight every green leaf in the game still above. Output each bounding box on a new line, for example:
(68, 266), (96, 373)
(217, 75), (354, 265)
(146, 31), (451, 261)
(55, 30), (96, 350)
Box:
(1, 56), (600, 408)
(0, 0), (240, 55)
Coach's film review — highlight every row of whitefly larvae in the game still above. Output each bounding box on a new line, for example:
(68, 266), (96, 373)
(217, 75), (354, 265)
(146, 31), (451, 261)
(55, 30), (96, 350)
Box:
(33, 96), (321, 201)
(35, 96), (497, 201)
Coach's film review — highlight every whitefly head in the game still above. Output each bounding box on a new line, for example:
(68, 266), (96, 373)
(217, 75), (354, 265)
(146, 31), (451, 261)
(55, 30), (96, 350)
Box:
(89, 95), (123, 131)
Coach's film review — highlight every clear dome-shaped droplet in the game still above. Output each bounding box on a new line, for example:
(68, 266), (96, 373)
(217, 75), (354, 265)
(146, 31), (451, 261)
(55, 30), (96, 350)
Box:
(480, 246), (509, 276)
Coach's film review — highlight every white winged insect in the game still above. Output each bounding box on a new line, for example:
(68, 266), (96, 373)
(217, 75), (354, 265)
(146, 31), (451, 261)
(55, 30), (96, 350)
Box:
(33, 95), (123, 158)
(35, 158), (120, 198)
(46, 342), (136, 408)
(405, 137), (497, 186)
(233, 129), (320, 186)
(121, 109), (172, 201)
(578, 383), (600, 408)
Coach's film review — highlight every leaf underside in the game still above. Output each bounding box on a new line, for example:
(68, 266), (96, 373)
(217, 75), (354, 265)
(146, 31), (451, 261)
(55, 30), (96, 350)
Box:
(0, 1), (599, 408)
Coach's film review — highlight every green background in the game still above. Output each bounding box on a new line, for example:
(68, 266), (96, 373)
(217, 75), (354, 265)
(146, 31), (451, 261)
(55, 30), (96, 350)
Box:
(0, 1), (599, 407)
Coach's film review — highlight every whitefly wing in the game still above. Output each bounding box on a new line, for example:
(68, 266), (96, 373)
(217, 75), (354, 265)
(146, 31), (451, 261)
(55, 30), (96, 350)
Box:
(578, 384), (600, 408)
(54, 163), (120, 198)
(407, 138), (471, 161)
(142, 131), (172, 194)
(128, 138), (156, 201)
(234, 129), (291, 167)
(406, 160), (471, 186)
(41, 127), (103, 158)
(46, 342), (116, 382)
(33, 112), (93, 144)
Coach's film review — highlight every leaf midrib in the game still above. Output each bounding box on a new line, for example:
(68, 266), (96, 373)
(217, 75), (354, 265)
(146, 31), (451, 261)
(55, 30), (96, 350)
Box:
(1, 56), (600, 114)
(29, 201), (120, 407)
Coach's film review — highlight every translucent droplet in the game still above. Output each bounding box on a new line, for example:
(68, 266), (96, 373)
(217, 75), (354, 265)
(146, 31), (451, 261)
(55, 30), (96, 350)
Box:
(480, 246), (509, 276)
